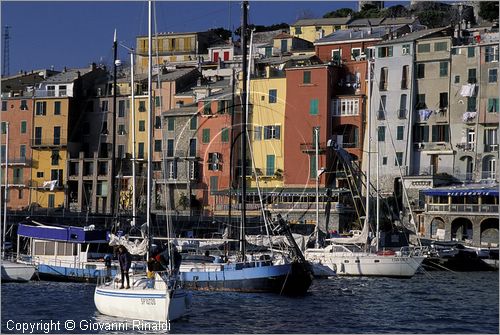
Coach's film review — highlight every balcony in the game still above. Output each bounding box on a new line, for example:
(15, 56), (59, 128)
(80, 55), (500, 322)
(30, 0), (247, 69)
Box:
(463, 111), (477, 123)
(456, 142), (474, 151)
(484, 144), (499, 153)
(300, 142), (327, 153)
(426, 203), (498, 214)
(31, 138), (67, 148)
(0, 157), (33, 166)
(35, 90), (69, 98)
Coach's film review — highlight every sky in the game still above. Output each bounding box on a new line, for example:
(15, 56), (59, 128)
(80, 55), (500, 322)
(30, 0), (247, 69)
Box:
(1, 1), (404, 74)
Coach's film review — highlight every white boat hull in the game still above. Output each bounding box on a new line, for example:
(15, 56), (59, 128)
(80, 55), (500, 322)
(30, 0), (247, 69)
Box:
(1, 260), (36, 282)
(94, 274), (190, 322)
(306, 249), (425, 278)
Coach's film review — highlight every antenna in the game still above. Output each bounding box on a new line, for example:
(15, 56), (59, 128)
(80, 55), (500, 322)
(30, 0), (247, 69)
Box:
(2, 26), (11, 77)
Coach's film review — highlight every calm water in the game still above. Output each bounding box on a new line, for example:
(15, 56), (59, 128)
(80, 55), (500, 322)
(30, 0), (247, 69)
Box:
(1, 272), (498, 334)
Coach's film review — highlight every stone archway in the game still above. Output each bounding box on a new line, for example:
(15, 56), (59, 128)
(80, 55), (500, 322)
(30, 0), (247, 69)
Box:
(451, 217), (473, 241)
(430, 217), (445, 239)
(480, 217), (499, 247)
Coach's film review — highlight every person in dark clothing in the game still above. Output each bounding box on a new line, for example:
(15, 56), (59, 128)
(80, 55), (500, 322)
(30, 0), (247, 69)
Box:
(118, 246), (131, 289)
(172, 246), (182, 274)
(104, 254), (112, 281)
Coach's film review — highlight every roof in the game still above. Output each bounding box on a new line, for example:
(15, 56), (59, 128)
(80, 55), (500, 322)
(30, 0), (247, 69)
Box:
(274, 32), (293, 39)
(1, 70), (59, 93)
(348, 18), (385, 27)
(377, 26), (450, 46)
(315, 26), (389, 44)
(43, 67), (93, 83)
(256, 54), (320, 65)
(17, 223), (109, 243)
(292, 17), (352, 27)
(422, 185), (499, 197)
(381, 17), (419, 26)
(253, 30), (286, 44)
(163, 105), (198, 116)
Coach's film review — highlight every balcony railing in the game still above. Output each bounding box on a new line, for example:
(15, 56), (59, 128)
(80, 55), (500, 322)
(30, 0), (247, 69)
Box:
(300, 142), (327, 153)
(35, 90), (69, 98)
(426, 203), (498, 214)
(0, 157), (33, 166)
(484, 144), (499, 152)
(456, 142), (474, 151)
(31, 138), (67, 147)
(340, 142), (358, 148)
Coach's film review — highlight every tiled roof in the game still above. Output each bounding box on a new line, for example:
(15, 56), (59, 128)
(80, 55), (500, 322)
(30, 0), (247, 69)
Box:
(376, 26), (450, 45)
(43, 68), (93, 83)
(274, 32), (293, 39)
(348, 18), (385, 27)
(292, 17), (352, 27)
(315, 26), (389, 44)
(163, 104), (198, 116)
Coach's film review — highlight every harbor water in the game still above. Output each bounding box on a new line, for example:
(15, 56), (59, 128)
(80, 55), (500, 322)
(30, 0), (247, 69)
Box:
(1, 272), (498, 334)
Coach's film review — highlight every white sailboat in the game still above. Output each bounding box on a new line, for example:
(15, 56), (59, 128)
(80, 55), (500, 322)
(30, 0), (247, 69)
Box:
(94, 1), (190, 322)
(305, 59), (425, 278)
(1, 121), (36, 282)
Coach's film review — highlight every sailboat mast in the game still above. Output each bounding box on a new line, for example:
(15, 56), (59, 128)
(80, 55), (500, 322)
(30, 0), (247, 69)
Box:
(130, 51), (137, 226)
(239, 1), (248, 258)
(146, 0), (152, 251)
(2, 122), (9, 258)
(111, 30), (118, 220)
(365, 58), (372, 248)
(376, 123), (380, 252)
(315, 127), (319, 248)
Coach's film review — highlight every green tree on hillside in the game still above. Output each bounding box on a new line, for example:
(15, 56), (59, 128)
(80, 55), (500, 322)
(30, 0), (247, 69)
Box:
(479, 1), (499, 22)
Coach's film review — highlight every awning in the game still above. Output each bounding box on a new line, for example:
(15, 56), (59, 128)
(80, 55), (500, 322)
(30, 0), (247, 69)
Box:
(17, 223), (109, 243)
(422, 188), (499, 197)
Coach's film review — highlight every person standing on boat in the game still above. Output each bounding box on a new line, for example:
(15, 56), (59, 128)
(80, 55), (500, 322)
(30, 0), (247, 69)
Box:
(104, 254), (112, 281)
(118, 246), (131, 289)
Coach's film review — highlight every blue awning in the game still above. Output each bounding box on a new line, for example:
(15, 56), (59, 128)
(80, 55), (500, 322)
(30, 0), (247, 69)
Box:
(422, 188), (499, 197)
(17, 224), (109, 243)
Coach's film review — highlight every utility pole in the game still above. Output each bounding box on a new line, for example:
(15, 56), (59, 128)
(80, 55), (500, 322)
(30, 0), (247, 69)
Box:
(2, 26), (10, 77)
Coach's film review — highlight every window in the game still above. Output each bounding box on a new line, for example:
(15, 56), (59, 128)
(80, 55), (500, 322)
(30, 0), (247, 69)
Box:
(101, 100), (108, 112)
(454, 75), (460, 84)
(254, 126), (262, 140)
(331, 99), (359, 116)
(416, 63), (425, 79)
(0, 145), (4, 161)
(309, 155), (317, 179)
(167, 160), (177, 179)
(51, 150), (59, 165)
(378, 126), (385, 141)
(1, 101), (6, 111)
(266, 155), (275, 176)
(36, 101), (47, 115)
(416, 94), (426, 109)
(53, 126), (61, 145)
(488, 98), (499, 113)
(36, 171), (44, 178)
(303, 71), (311, 84)
(34, 127), (42, 145)
(118, 100), (125, 117)
(59, 85), (67, 96)
(203, 102), (211, 114)
(414, 125), (429, 143)
(154, 140), (162, 152)
(417, 43), (430, 53)
(439, 92), (448, 110)
(468, 68), (476, 83)
(190, 117), (197, 130)
(20, 145), (26, 158)
(485, 128), (498, 146)
(467, 47), (475, 58)
(382, 157), (387, 165)
(395, 152), (403, 166)
(210, 176), (218, 194)
(48, 195), (55, 208)
(264, 125), (281, 140)
(155, 96), (161, 107)
(351, 48), (361, 60)
(118, 145), (124, 158)
(489, 69), (497, 83)
(208, 153), (222, 171)
(439, 62), (448, 77)
(467, 96), (477, 112)
(377, 96), (386, 120)
(47, 85), (55, 97)
(269, 89), (277, 103)
(397, 126), (404, 140)
(432, 125), (450, 142)
(167, 117), (174, 131)
(217, 100), (226, 114)
(294, 27), (302, 34)
(167, 139), (174, 156)
(309, 98), (319, 115)
(189, 138), (196, 157)
(138, 120), (145, 132)
(138, 142), (144, 159)
(139, 101), (146, 112)
(379, 67), (388, 90)
(435, 42), (448, 51)
(155, 116), (161, 129)
(331, 49), (341, 63)
(399, 94), (407, 118)
(221, 128), (229, 142)
(202, 128), (210, 143)
(377, 46), (393, 58)
(54, 101), (61, 115)
(401, 65), (408, 89)
(485, 46), (499, 62)
(20, 100), (28, 110)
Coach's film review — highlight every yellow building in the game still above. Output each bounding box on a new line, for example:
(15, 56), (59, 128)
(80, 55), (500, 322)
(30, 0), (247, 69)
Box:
(248, 77), (287, 189)
(290, 18), (351, 43)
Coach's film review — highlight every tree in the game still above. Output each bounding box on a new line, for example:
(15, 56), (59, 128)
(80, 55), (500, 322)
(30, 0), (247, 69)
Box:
(479, 1), (499, 22)
(385, 5), (409, 18)
(234, 23), (289, 36)
(323, 7), (354, 18)
(209, 27), (232, 41)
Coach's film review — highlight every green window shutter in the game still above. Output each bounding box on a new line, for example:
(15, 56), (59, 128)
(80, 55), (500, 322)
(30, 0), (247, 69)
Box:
(190, 116), (197, 130)
(155, 96), (161, 107)
(266, 155), (275, 176)
(310, 155), (317, 179)
(303, 71), (311, 84)
(210, 176), (218, 194)
(221, 128), (229, 142)
(467, 47), (475, 57)
(397, 126), (404, 140)
(168, 117), (175, 131)
(431, 125), (437, 142)
(218, 100), (225, 114)
(423, 126), (429, 142)
(439, 62), (448, 77)
(310, 99), (319, 115)
(378, 126), (385, 141)
(20, 121), (27, 134)
(202, 128), (210, 143)
(444, 126), (449, 142)
(203, 102), (211, 114)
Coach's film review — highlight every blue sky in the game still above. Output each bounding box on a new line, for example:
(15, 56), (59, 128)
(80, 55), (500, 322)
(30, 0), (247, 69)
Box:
(1, 1), (403, 74)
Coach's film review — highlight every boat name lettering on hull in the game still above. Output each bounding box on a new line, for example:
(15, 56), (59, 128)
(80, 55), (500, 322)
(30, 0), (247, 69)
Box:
(141, 298), (156, 305)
